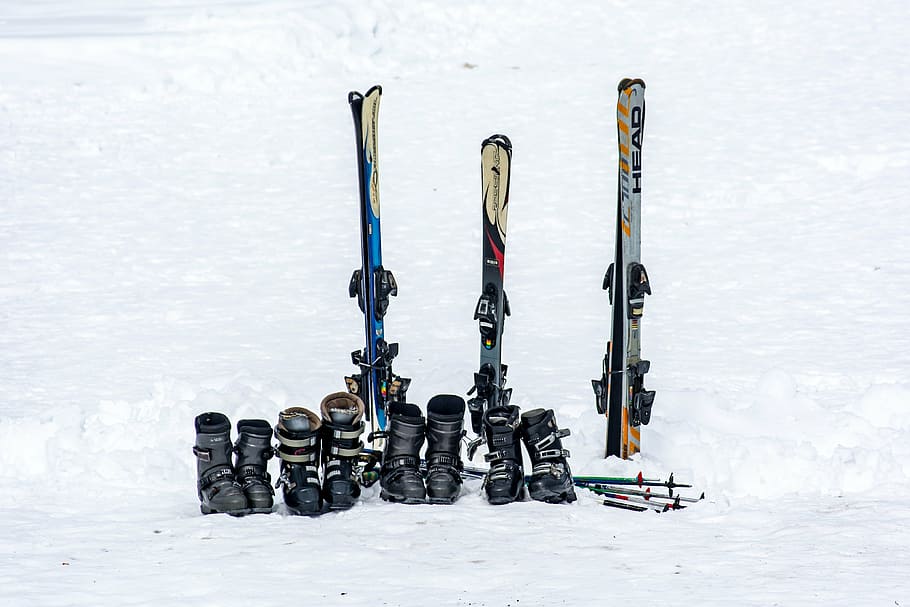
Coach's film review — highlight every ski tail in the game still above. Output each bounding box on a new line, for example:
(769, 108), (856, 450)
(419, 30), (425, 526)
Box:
(593, 78), (653, 459)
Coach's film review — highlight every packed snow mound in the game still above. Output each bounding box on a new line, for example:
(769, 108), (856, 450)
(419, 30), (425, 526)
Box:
(3, 371), (909, 508)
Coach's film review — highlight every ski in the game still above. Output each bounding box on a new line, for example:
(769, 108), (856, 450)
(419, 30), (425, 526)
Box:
(575, 472), (692, 490)
(592, 78), (655, 459)
(600, 496), (672, 513)
(466, 134), (513, 445)
(583, 484), (705, 503)
(345, 85), (410, 437)
(457, 463), (693, 491)
(593, 490), (685, 510)
(599, 498), (651, 512)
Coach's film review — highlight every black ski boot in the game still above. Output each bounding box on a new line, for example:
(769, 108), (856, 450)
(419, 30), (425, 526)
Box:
(425, 395), (465, 504)
(275, 407), (323, 515)
(193, 412), (248, 516)
(233, 419), (275, 513)
(520, 408), (577, 504)
(482, 404), (525, 505)
(320, 392), (365, 510)
(380, 402), (427, 504)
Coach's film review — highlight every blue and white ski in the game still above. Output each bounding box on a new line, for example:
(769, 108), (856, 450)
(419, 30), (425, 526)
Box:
(345, 85), (410, 436)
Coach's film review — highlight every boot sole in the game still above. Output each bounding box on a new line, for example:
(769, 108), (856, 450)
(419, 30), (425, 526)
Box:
(200, 505), (251, 517)
(247, 507), (274, 514)
(324, 496), (358, 511)
(286, 505), (324, 516)
(380, 490), (426, 505)
(530, 488), (578, 504)
(427, 497), (458, 505)
(486, 496), (519, 506)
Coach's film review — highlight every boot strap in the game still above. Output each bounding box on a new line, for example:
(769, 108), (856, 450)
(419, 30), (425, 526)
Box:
(237, 465), (274, 493)
(328, 443), (363, 458)
(237, 465), (271, 481)
(325, 421), (365, 440)
(531, 461), (568, 476)
(192, 445), (213, 462)
(279, 449), (318, 464)
(277, 433), (317, 449)
(427, 453), (462, 470)
(533, 448), (570, 461)
(484, 449), (519, 464)
(528, 428), (571, 451)
(198, 466), (234, 491)
(487, 460), (520, 481)
(383, 454), (419, 470)
(276, 464), (319, 489)
(487, 415), (520, 430)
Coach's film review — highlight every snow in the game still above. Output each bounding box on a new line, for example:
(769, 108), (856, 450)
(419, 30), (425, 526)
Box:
(2, 0), (910, 604)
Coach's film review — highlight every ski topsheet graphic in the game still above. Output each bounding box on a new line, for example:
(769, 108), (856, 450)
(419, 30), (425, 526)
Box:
(467, 135), (513, 439)
(345, 85), (410, 436)
(592, 79), (655, 459)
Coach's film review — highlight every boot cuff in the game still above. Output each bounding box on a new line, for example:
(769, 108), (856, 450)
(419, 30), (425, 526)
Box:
(195, 411), (231, 434)
(320, 392), (365, 424)
(390, 402), (423, 419)
(236, 419), (272, 436)
(427, 394), (466, 417)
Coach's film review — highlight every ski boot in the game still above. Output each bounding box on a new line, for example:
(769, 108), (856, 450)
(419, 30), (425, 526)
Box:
(233, 419), (275, 513)
(319, 392), (365, 510)
(193, 412), (248, 516)
(380, 402), (427, 504)
(482, 404), (525, 505)
(275, 407), (323, 515)
(520, 408), (577, 504)
(425, 395), (465, 504)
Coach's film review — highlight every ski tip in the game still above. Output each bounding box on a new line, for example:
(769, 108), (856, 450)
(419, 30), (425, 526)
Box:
(365, 84), (383, 98)
(481, 133), (512, 151)
(617, 78), (646, 92)
(636, 471), (644, 486)
(348, 90), (363, 105)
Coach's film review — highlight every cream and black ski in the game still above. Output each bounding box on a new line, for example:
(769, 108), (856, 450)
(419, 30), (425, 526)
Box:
(467, 135), (512, 439)
(592, 79), (655, 459)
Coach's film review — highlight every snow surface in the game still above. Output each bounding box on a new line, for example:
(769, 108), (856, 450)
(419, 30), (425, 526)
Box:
(2, 0), (910, 605)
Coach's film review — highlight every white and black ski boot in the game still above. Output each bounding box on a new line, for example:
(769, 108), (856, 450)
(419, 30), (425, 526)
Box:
(233, 419), (275, 513)
(275, 407), (323, 515)
(193, 412), (249, 516)
(380, 402), (427, 504)
(482, 404), (525, 505)
(319, 392), (365, 510)
(425, 395), (465, 504)
(520, 409), (577, 504)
